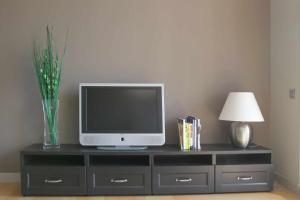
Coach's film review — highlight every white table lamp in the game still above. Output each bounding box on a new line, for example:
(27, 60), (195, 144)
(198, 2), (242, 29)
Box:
(219, 92), (264, 148)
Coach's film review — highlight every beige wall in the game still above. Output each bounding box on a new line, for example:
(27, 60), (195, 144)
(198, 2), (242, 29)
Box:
(0, 0), (270, 172)
(270, 0), (300, 192)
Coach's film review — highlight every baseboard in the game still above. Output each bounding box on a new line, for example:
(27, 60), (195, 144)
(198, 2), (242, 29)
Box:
(273, 172), (300, 194)
(0, 173), (20, 183)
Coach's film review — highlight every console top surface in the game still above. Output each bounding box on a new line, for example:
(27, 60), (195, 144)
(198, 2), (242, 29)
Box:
(21, 144), (271, 155)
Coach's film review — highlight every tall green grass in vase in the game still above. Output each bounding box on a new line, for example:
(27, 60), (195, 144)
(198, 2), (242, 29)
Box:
(33, 26), (66, 149)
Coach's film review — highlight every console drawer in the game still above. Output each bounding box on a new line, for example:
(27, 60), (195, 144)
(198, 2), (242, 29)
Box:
(153, 166), (214, 194)
(88, 166), (151, 195)
(22, 166), (86, 196)
(215, 164), (273, 193)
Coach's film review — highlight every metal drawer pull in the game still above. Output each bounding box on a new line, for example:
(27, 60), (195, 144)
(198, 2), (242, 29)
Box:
(110, 178), (128, 183)
(176, 178), (192, 183)
(237, 176), (253, 181)
(44, 179), (63, 183)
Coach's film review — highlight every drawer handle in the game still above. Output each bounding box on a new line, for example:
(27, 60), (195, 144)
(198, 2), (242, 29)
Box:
(237, 176), (253, 181)
(110, 178), (128, 183)
(175, 177), (192, 183)
(44, 179), (63, 184)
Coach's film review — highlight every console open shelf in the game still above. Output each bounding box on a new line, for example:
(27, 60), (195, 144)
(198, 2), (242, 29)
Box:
(89, 155), (150, 166)
(23, 154), (85, 166)
(216, 153), (271, 165)
(154, 154), (212, 166)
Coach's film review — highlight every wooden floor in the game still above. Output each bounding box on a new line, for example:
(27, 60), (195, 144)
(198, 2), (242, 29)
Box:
(0, 183), (299, 200)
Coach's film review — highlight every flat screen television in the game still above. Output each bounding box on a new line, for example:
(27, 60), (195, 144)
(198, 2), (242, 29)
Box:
(79, 83), (165, 148)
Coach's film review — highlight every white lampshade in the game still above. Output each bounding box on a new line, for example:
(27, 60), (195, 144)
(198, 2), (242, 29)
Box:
(219, 92), (264, 122)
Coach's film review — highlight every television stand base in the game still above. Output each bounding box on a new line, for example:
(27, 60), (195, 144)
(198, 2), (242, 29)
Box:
(96, 146), (148, 150)
(20, 144), (273, 196)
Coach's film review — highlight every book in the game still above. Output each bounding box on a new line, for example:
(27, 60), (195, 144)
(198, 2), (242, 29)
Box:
(186, 116), (195, 150)
(196, 118), (201, 150)
(193, 118), (197, 150)
(177, 118), (189, 150)
(187, 122), (193, 149)
(177, 119), (184, 149)
(184, 120), (190, 150)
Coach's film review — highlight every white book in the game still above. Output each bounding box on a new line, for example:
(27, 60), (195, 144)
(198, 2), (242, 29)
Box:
(197, 118), (201, 150)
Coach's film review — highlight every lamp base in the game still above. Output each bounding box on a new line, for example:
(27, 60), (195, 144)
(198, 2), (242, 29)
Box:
(230, 122), (252, 149)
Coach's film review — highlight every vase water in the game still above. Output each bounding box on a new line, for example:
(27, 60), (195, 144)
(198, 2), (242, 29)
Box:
(42, 99), (60, 149)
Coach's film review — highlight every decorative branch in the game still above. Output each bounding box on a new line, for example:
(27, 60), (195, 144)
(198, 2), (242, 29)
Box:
(33, 26), (66, 145)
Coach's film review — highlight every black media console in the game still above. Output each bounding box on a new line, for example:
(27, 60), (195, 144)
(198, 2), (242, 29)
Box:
(20, 144), (273, 196)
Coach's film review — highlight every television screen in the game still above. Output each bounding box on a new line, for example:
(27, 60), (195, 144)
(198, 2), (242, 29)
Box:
(81, 86), (163, 134)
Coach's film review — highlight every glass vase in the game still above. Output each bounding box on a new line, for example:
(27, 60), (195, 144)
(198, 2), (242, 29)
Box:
(42, 99), (60, 149)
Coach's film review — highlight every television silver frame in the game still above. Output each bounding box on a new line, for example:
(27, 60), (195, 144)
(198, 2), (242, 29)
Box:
(79, 83), (165, 147)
